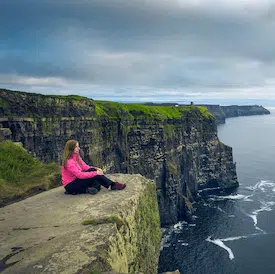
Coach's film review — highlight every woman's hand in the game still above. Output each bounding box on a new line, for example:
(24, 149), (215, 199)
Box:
(96, 169), (104, 175)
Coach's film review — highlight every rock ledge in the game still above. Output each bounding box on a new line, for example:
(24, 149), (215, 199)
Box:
(0, 174), (161, 274)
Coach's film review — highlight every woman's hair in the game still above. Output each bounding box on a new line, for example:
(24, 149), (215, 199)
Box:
(62, 139), (82, 168)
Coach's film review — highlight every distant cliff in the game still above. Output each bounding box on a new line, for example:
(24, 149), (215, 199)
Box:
(200, 104), (270, 124)
(221, 105), (270, 119)
(144, 102), (270, 124)
(0, 89), (238, 225)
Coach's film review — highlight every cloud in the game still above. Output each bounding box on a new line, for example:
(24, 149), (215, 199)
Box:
(1, 0), (275, 103)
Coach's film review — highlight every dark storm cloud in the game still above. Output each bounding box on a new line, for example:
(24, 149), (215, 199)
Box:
(1, 0), (275, 101)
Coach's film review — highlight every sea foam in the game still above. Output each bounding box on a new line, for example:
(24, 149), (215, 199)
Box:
(209, 194), (248, 200)
(206, 237), (234, 260)
(206, 233), (260, 260)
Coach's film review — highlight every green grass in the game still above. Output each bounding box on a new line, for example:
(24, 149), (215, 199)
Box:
(2, 89), (213, 120)
(82, 215), (124, 229)
(1, 88), (89, 101)
(95, 101), (213, 120)
(48, 94), (89, 101)
(0, 140), (61, 206)
(196, 106), (214, 119)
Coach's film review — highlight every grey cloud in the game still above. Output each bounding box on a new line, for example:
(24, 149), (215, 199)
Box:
(0, 55), (90, 80)
(2, 0), (273, 58)
(1, 0), (275, 100)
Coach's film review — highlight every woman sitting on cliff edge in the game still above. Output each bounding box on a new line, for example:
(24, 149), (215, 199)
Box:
(61, 140), (126, 195)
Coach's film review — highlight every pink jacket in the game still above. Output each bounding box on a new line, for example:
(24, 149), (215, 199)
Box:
(61, 154), (97, 186)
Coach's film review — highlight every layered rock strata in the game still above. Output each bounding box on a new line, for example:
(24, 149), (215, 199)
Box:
(0, 89), (238, 225)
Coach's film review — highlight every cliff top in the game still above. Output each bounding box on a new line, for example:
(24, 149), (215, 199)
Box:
(0, 173), (157, 274)
(0, 88), (213, 120)
(95, 100), (213, 120)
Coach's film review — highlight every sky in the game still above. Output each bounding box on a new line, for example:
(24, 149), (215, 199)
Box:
(1, 0), (275, 105)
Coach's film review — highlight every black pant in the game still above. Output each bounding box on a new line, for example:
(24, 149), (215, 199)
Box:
(65, 169), (114, 194)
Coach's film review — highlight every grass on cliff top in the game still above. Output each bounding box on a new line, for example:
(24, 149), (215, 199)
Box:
(95, 101), (213, 120)
(0, 140), (61, 207)
(1, 88), (89, 101)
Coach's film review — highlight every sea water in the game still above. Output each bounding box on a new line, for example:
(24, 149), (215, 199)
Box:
(158, 107), (275, 274)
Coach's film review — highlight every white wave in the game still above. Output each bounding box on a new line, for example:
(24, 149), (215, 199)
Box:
(256, 227), (265, 232)
(161, 220), (190, 250)
(243, 198), (253, 202)
(198, 187), (222, 193)
(210, 194), (247, 200)
(173, 221), (187, 230)
(217, 206), (226, 212)
(247, 213), (258, 227)
(220, 232), (262, 242)
(245, 186), (255, 191)
(253, 200), (275, 215)
(263, 201), (275, 206)
(188, 224), (196, 227)
(249, 180), (275, 192)
(177, 239), (189, 246)
(241, 198), (275, 233)
(206, 237), (234, 260)
(243, 194), (254, 202)
(228, 215), (235, 218)
(221, 194), (247, 200)
(244, 212), (265, 232)
(220, 235), (249, 242)
(207, 233), (265, 259)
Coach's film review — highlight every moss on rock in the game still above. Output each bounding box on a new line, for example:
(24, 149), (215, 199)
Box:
(86, 178), (161, 274)
(82, 215), (125, 229)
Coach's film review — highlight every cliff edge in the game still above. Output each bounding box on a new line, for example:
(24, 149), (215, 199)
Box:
(0, 174), (161, 274)
(0, 89), (238, 225)
(143, 102), (270, 124)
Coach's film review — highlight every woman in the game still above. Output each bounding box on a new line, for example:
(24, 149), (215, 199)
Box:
(61, 140), (126, 195)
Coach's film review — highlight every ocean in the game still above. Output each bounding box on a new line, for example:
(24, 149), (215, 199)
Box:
(158, 107), (275, 274)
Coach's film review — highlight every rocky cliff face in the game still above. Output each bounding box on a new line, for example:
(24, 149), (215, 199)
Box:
(198, 104), (227, 124)
(0, 89), (238, 225)
(201, 104), (270, 124)
(144, 102), (270, 124)
(221, 105), (270, 118)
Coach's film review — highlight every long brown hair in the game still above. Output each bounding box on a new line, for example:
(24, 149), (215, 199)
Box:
(62, 140), (82, 168)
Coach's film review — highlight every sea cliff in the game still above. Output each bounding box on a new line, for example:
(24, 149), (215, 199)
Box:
(201, 104), (270, 124)
(0, 89), (238, 225)
(144, 102), (270, 124)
